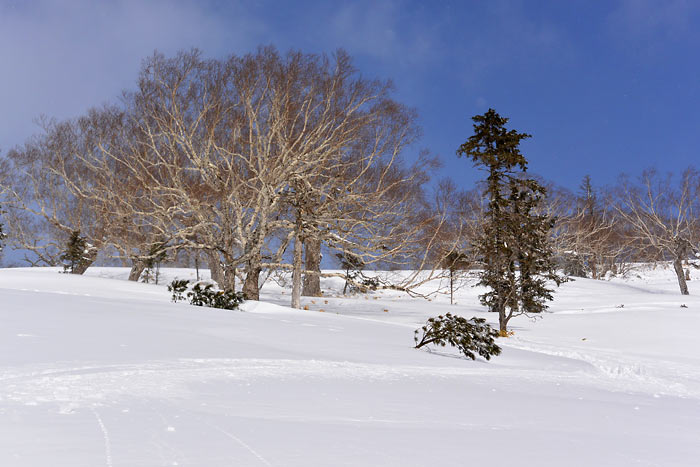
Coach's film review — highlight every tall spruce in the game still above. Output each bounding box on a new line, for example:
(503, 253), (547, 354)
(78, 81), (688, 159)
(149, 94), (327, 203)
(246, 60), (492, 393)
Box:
(0, 207), (6, 261)
(0, 206), (5, 248)
(61, 230), (89, 274)
(575, 174), (599, 278)
(457, 109), (564, 334)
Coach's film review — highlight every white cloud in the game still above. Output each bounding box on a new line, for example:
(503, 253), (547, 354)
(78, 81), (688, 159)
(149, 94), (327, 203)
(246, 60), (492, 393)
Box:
(326, 0), (441, 67)
(607, 0), (700, 49)
(0, 0), (268, 151)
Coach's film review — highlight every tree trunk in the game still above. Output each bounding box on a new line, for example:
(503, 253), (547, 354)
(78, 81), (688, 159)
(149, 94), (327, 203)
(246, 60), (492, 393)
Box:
(495, 294), (508, 335)
(72, 247), (98, 275)
(242, 228), (266, 301)
(128, 259), (146, 281)
(498, 308), (507, 335)
(194, 254), (200, 281)
(673, 257), (690, 295)
(207, 251), (225, 287)
(302, 237), (322, 297)
(243, 258), (261, 301)
(222, 262), (236, 292)
(291, 231), (303, 309)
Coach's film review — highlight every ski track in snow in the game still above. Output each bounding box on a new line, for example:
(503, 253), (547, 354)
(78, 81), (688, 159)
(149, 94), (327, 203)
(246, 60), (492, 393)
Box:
(91, 408), (113, 467)
(203, 419), (274, 467)
(501, 339), (700, 398)
(0, 358), (513, 407)
(1, 267), (700, 465)
(1, 352), (697, 411)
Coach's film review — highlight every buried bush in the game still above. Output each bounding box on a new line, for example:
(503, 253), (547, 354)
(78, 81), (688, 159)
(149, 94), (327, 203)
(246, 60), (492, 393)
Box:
(168, 279), (189, 302)
(360, 276), (380, 292)
(168, 280), (245, 310)
(414, 313), (501, 360)
(336, 252), (365, 294)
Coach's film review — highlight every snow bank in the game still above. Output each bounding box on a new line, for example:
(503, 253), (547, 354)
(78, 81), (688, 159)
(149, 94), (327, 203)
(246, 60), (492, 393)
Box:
(0, 267), (698, 466)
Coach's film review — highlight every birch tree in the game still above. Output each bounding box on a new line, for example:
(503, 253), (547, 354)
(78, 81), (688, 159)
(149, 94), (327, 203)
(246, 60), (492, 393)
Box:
(124, 48), (430, 303)
(614, 168), (700, 295)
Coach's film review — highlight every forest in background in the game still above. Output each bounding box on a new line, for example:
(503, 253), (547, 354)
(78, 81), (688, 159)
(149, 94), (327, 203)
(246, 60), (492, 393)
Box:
(1, 47), (698, 307)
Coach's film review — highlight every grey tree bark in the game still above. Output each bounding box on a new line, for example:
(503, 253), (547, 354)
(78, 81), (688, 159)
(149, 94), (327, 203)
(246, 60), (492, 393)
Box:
(72, 247), (98, 275)
(207, 251), (225, 288)
(291, 229), (304, 309)
(302, 237), (322, 297)
(128, 259), (146, 281)
(222, 261), (236, 292)
(673, 257), (690, 295)
(242, 247), (262, 301)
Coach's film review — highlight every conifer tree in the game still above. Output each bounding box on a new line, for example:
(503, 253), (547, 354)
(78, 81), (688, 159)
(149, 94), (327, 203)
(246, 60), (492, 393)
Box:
(573, 174), (598, 277)
(0, 206), (6, 251)
(61, 230), (89, 274)
(336, 252), (365, 295)
(457, 109), (564, 334)
(442, 251), (470, 305)
(141, 242), (168, 284)
(0, 209), (6, 261)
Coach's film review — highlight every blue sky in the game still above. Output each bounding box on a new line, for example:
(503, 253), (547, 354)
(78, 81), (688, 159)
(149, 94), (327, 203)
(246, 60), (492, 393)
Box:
(1, 0), (699, 193)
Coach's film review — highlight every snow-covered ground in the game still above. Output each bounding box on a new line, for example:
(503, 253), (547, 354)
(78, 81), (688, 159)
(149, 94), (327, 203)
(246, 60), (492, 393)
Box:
(1, 265), (699, 466)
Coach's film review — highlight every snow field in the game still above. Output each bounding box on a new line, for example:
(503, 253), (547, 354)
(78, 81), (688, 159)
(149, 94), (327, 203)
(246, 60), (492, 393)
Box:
(0, 266), (699, 466)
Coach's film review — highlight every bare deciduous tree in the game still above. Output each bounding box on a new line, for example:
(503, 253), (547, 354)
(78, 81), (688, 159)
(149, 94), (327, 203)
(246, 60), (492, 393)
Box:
(114, 48), (435, 306)
(614, 168), (700, 295)
(544, 177), (628, 279)
(1, 116), (120, 271)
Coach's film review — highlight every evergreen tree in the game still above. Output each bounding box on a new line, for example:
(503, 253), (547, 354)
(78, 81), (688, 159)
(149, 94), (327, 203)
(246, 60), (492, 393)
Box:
(61, 230), (89, 274)
(142, 242), (168, 284)
(414, 313), (501, 360)
(579, 174), (596, 218)
(457, 109), (564, 334)
(336, 252), (365, 295)
(441, 251), (470, 305)
(0, 206), (6, 255)
(575, 174), (599, 278)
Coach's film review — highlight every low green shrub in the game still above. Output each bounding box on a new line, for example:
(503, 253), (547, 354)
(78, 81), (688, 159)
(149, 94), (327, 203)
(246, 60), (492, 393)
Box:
(168, 280), (246, 310)
(414, 313), (501, 360)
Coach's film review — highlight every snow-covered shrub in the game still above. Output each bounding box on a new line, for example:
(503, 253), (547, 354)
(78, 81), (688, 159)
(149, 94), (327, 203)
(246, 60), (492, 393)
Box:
(168, 279), (189, 302)
(168, 280), (245, 310)
(561, 253), (587, 278)
(414, 313), (501, 360)
(336, 252), (370, 294)
(142, 242), (168, 284)
(360, 276), (379, 292)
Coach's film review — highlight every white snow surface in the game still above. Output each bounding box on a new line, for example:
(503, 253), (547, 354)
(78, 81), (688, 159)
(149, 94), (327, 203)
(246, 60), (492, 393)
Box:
(1, 265), (699, 466)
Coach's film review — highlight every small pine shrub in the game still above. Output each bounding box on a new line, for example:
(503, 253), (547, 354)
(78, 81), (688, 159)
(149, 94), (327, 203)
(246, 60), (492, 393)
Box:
(0, 207), (6, 252)
(414, 313), (501, 360)
(141, 268), (154, 284)
(60, 230), (92, 274)
(360, 276), (379, 292)
(336, 252), (365, 294)
(142, 242), (168, 284)
(168, 280), (246, 310)
(168, 279), (189, 303)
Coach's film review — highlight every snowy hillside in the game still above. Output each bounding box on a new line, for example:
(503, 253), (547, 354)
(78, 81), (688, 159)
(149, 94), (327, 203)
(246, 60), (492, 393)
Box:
(1, 266), (699, 466)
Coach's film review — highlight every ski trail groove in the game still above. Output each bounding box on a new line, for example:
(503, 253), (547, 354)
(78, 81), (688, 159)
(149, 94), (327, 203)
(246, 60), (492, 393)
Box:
(91, 408), (113, 467)
(207, 421), (273, 466)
